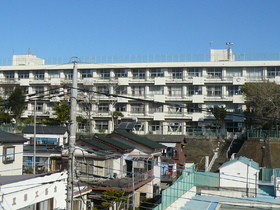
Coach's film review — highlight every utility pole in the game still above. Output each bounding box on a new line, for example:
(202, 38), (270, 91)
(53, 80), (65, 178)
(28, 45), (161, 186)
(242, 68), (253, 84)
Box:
(66, 59), (78, 209)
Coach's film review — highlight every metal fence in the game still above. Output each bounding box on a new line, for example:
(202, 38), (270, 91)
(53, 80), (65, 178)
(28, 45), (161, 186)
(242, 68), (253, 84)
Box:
(1, 52), (280, 66)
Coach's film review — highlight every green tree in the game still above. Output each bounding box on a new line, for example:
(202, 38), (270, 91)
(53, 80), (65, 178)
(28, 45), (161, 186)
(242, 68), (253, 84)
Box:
(6, 86), (26, 123)
(242, 82), (280, 130)
(101, 189), (127, 210)
(113, 111), (124, 128)
(53, 101), (70, 125)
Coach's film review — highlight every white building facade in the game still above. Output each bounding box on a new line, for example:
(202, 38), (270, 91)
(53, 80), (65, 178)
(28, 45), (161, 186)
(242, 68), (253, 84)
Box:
(1, 52), (280, 135)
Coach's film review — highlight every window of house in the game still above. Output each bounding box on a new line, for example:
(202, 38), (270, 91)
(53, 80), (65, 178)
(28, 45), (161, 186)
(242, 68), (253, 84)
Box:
(81, 69), (93, 78)
(115, 103), (126, 112)
(207, 67), (222, 78)
(115, 86), (127, 95)
(98, 103), (109, 113)
(131, 103), (145, 113)
(246, 67), (263, 79)
(188, 86), (202, 95)
(115, 69), (128, 78)
(49, 70), (60, 78)
(168, 86), (182, 97)
(132, 69), (146, 79)
(34, 70), (44, 80)
(150, 86), (164, 95)
(18, 71), (29, 79)
(170, 68), (183, 79)
(187, 68), (202, 78)
(150, 68), (164, 78)
(207, 85), (222, 96)
(64, 70), (73, 80)
(131, 86), (145, 96)
(227, 85), (241, 96)
(3, 71), (15, 80)
(149, 104), (163, 113)
(98, 69), (110, 79)
(226, 68), (242, 78)
(95, 120), (108, 130)
(3, 146), (15, 163)
(36, 103), (44, 112)
(267, 67), (280, 78)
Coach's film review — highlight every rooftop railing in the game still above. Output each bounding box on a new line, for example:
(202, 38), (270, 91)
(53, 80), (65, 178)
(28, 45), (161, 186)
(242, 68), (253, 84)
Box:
(1, 52), (280, 66)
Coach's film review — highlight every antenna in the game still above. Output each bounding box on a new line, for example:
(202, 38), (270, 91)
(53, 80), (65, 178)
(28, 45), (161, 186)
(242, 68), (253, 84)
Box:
(209, 41), (213, 49)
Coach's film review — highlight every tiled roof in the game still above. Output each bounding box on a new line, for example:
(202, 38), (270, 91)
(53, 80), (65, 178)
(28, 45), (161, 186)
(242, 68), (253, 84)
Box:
(22, 126), (67, 135)
(0, 131), (27, 143)
(77, 136), (117, 151)
(94, 134), (134, 151)
(144, 134), (185, 143)
(112, 129), (165, 150)
(219, 156), (259, 170)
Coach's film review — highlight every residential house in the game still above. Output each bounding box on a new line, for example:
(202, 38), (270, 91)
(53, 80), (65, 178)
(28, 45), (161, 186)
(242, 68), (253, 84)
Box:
(145, 134), (187, 179)
(0, 130), (27, 175)
(76, 129), (165, 209)
(22, 125), (68, 173)
(0, 171), (67, 210)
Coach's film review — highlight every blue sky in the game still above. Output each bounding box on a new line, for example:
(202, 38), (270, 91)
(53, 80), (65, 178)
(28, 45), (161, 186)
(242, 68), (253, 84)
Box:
(1, 0), (280, 59)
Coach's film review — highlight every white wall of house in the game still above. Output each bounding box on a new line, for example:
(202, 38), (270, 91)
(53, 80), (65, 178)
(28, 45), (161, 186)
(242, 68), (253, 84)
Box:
(220, 161), (259, 190)
(0, 144), (23, 176)
(0, 171), (67, 210)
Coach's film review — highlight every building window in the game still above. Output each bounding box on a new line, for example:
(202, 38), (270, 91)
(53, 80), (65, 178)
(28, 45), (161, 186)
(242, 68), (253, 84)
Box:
(49, 70), (60, 78)
(3, 146), (15, 163)
(149, 104), (163, 113)
(207, 85), (222, 96)
(18, 71), (29, 79)
(97, 86), (109, 95)
(95, 120), (108, 130)
(170, 68), (183, 79)
(81, 69), (93, 78)
(267, 67), (280, 78)
(246, 67), (263, 79)
(98, 103), (109, 113)
(226, 68), (242, 78)
(134, 122), (144, 131)
(168, 106), (182, 114)
(115, 69), (128, 78)
(98, 69), (110, 79)
(131, 86), (145, 96)
(149, 121), (162, 131)
(207, 67), (222, 78)
(168, 122), (182, 132)
(115, 103), (126, 112)
(187, 103), (202, 113)
(115, 86), (127, 95)
(34, 86), (44, 94)
(34, 70), (44, 80)
(64, 70), (73, 80)
(132, 69), (146, 79)
(150, 68), (164, 78)
(150, 86), (164, 95)
(131, 103), (145, 113)
(227, 85), (241, 96)
(36, 103), (44, 112)
(188, 86), (202, 95)
(4, 87), (14, 95)
(187, 68), (202, 78)
(168, 86), (182, 97)
(3, 71), (15, 80)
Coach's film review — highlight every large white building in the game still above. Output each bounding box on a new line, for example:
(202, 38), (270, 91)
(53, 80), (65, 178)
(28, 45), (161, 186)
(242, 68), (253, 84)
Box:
(1, 50), (280, 135)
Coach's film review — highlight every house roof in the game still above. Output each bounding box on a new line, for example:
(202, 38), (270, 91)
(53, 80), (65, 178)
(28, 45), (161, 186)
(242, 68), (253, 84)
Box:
(219, 156), (259, 170)
(144, 134), (185, 143)
(77, 134), (135, 152)
(0, 131), (27, 143)
(111, 129), (165, 150)
(22, 126), (67, 135)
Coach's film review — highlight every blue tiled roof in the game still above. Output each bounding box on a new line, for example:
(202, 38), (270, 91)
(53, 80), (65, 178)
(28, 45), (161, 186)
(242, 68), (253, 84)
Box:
(219, 156), (259, 170)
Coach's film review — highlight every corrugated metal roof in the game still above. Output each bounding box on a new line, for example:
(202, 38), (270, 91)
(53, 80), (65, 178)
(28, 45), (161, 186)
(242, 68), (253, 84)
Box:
(94, 134), (134, 151)
(112, 129), (166, 150)
(78, 138), (116, 151)
(22, 126), (67, 135)
(219, 156), (259, 170)
(0, 131), (27, 143)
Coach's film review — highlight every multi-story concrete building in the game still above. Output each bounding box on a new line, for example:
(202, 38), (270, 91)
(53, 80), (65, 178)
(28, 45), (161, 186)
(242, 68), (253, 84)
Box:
(1, 50), (280, 135)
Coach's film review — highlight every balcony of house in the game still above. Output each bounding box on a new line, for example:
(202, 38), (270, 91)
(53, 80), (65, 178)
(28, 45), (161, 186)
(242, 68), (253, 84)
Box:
(0, 78), (20, 85)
